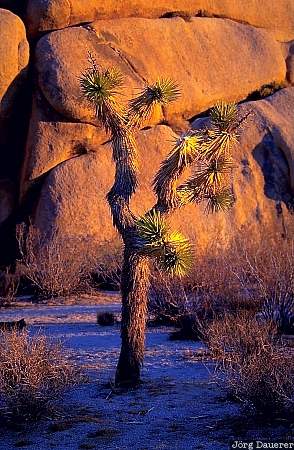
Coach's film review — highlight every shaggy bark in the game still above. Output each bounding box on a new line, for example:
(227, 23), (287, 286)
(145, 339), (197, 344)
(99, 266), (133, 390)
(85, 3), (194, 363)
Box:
(115, 249), (150, 386)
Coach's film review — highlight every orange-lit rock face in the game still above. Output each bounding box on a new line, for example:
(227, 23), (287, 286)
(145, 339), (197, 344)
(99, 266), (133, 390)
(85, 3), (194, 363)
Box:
(0, 8), (29, 119)
(20, 90), (108, 196)
(0, 1), (292, 260)
(0, 9), (29, 230)
(34, 18), (285, 126)
(26, 0), (294, 41)
(34, 89), (294, 253)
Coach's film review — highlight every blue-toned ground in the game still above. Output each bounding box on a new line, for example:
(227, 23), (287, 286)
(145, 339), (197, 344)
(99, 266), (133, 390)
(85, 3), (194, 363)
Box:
(0, 298), (291, 450)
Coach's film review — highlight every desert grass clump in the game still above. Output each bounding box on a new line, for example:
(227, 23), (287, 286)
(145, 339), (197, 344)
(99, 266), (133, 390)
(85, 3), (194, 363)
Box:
(0, 330), (81, 421)
(206, 313), (294, 415)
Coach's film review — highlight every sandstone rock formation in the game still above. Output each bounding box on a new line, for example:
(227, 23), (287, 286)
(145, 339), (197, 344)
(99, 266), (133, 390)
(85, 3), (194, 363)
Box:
(34, 18), (285, 127)
(0, 8), (29, 119)
(0, 9), (29, 232)
(26, 0), (294, 41)
(34, 88), (294, 253)
(21, 89), (107, 194)
(0, 1), (293, 264)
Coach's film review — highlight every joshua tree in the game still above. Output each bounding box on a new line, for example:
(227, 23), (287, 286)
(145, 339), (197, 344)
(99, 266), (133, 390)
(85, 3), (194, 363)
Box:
(80, 57), (247, 386)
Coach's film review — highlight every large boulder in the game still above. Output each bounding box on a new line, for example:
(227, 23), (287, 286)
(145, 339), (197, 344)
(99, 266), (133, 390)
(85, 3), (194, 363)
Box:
(33, 88), (294, 253)
(0, 8), (29, 119)
(21, 90), (107, 194)
(35, 18), (286, 126)
(0, 9), (29, 230)
(33, 125), (173, 242)
(26, 0), (294, 41)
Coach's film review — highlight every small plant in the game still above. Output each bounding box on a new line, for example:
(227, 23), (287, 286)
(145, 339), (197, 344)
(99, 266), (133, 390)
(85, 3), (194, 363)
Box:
(0, 330), (81, 421)
(260, 295), (294, 335)
(259, 81), (286, 98)
(247, 81), (286, 101)
(206, 313), (294, 415)
(160, 11), (192, 21)
(97, 312), (116, 326)
(0, 268), (19, 306)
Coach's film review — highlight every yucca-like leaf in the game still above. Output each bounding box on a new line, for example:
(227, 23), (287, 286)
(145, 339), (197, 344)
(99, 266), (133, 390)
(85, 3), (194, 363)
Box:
(172, 131), (201, 167)
(176, 186), (198, 205)
(136, 212), (193, 276)
(128, 78), (180, 128)
(210, 101), (238, 131)
(159, 231), (193, 277)
(80, 66), (124, 106)
(190, 156), (234, 191)
(80, 63), (125, 132)
(205, 188), (235, 214)
(153, 131), (200, 208)
(136, 210), (169, 248)
(200, 127), (238, 160)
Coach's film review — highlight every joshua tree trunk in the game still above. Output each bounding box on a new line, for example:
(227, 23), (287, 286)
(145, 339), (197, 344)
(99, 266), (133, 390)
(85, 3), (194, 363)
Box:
(115, 250), (150, 386)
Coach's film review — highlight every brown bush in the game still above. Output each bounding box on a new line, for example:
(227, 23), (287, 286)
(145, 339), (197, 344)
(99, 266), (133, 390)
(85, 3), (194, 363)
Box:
(234, 236), (294, 333)
(16, 223), (99, 298)
(0, 268), (20, 306)
(0, 330), (82, 421)
(205, 313), (294, 415)
(148, 270), (189, 325)
(92, 242), (122, 291)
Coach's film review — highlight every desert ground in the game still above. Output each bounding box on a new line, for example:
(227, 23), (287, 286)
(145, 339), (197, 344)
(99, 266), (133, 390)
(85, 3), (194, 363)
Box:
(0, 296), (292, 450)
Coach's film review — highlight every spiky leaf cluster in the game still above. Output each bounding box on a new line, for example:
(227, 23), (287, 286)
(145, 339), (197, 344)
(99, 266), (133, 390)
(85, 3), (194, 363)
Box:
(136, 210), (168, 248)
(176, 101), (239, 213)
(189, 156), (234, 191)
(205, 188), (235, 213)
(159, 231), (194, 277)
(136, 211), (193, 277)
(128, 78), (180, 128)
(210, 101), (238, 131)
(80, 63), (125, 133)
(153, 131), (200, 209)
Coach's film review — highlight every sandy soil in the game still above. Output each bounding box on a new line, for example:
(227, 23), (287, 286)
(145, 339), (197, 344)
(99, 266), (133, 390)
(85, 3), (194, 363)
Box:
(0, 302), (292, 450)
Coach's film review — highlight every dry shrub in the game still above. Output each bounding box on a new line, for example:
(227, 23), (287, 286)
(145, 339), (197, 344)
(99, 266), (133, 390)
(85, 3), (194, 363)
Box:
(0, 268), (20, 306)
(16, 223), (99, 298)
(235, 236), (294, 334)
(148, 270), (188, 325)
(148, 270), (204, 339)
(148, 231), (294, 340)
(206, 313), (294, 415)
(0, 330), (81, 421)
(93, 242), (122, 291)
(188, 239), (263, 316)
(169, 313), (203, 341)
